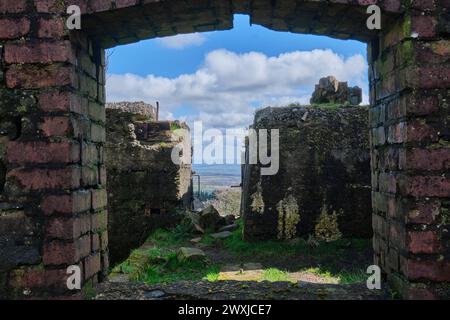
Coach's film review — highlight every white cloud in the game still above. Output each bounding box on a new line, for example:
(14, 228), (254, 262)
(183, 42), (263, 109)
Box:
(157, 33), (206, 49)
(107, 49), (368, 129)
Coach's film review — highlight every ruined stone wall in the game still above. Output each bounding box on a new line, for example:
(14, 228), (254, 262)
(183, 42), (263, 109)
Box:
(241, 105), (372, 242)
(105, 104), (192, 265)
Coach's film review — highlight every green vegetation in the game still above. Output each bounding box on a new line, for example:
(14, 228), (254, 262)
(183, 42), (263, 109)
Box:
(262, 268), (290, 282)
(302, 267), (367, 284)
(222, 219), (368, 258)
(170, 122), (183, 131)
(111, 218), (370, 286)
(112, 243), (221, 284)
(310, 103), (343, 109)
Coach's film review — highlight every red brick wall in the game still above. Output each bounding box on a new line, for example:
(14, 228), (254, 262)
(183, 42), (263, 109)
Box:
(0, 0), (107, 299)
(0, 0), (448, 299)
(369, 1), (450, 299)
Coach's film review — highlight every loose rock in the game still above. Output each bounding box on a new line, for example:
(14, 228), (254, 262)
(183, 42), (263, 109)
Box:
(210, 231), (233, 239)
(177, 247), (206, 262)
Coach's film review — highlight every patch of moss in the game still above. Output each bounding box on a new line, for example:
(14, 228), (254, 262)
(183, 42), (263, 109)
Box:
(250, 184), (265, 214)
(276, 195), (300, 240)
(314, 207), (342, 242)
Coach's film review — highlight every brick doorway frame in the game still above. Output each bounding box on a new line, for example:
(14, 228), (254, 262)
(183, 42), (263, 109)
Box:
(0, 0), (448, 299)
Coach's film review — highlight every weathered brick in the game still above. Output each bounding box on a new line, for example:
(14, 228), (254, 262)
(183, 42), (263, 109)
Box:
(39, 116), (73, 137)
(46, 217), (83, 240)
(0, 0), (27, 13)
(34, 0), (67, 13)
(43, 235), (90, 265)
(371, 127), (386, 146)
(114, 0), (138, 9)
(83, 253), (101, 280)
(8, 167), (81, 191)
(416, 66), (450, 89)
(414, 40), (450, 65)
(379, 173), (397, 193)
(101, 251), (109, 276)
(99, 165), (107, 185)
(88, 0), (114, 13)
(404, 94), (439, 116)
(91, 189), (107, 210)
(81, 142), (99, 165)
(9, 268), (69, 291)
(407, 231), (441, 254)
(411, 15), (438, 38)
(389, 221), (406, 249)
(402, 148), (450, 171)
(90, 123), (106, 142)
(7, 141), (80, 164)
(41, 190), (91, 215)
(387, 122), (405, 144)
(386, 247), (399, 272)
(81, 166), (99, 187)
(38, 17), (66, 38)
(406, 201), (440, 225)
(405, 120), (439, 143)
(39, 91), (83, 114)
(91, 233), (100, 252)
(387, 196), (404, 220)
(91, 211), (107, 232)
(372, 213), (387, 236)
(385, 147), (400, 170)
(99, 230), (108, 250)
(88, 101), (106, 123)
(372, 191), (388, 213)
(4, 41), (74, 64)
(411, 0), (436, 10)
(399, 175), (450, 198)
(6, 65), (76, 89)
(380, 0), (402, 12)
(0, 18), (30, 39)
(403, 259), (450, 282)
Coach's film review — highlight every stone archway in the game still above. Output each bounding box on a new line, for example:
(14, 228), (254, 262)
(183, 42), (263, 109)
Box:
(0, 0), (448, 299)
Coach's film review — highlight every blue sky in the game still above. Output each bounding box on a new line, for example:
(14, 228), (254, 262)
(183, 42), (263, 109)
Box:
(106, 14), (368, 128)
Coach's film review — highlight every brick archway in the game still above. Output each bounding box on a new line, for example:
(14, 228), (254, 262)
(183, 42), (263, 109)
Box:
(0, 0), (448, 299)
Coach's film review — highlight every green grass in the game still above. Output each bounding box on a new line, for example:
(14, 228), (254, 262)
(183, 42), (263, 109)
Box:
(336, 270), (368, 284)
(262, 268), (290, 282)
(141, 252), (220, 284)
(112, 245), (221, 284)
(205, 270), (220, 282)
(112, 218), (371, 285)
(303, 267), (336, 281)
(200, 235), (217, 246)
(223, 219), (369, 259)
(303, 267), (368, 284)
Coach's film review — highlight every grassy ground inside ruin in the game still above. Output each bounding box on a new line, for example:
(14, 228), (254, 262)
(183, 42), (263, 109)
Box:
(110, 219), (371, 286)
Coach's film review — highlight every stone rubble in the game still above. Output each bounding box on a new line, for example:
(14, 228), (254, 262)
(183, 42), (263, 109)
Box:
(310, 76), (362, 105)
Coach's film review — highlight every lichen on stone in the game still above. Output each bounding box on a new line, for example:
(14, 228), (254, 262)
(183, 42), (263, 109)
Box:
(276, 195), (300, 240)
(250, 182), (265, 214)
(314, 207), (342, 242)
